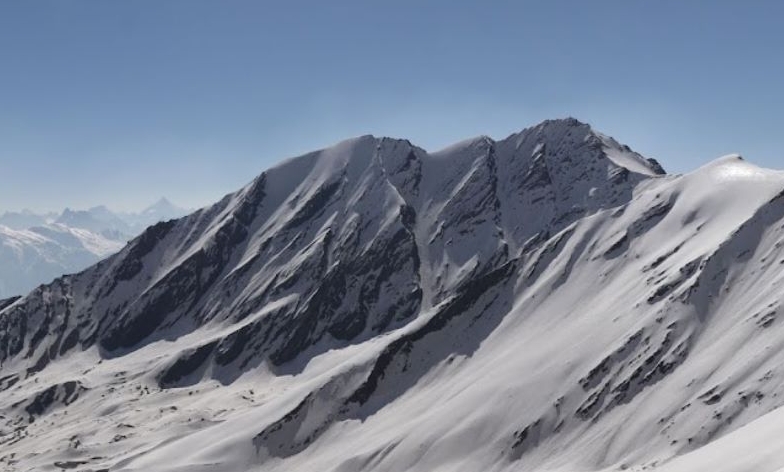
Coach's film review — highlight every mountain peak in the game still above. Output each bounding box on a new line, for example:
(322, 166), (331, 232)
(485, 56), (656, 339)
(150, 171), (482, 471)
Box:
(10, 120), (784, 472)
(537, 116), (588, 129)
(507, 117), (667, 177)
(136, 197), (189, 224)
(155, 196), (173, 205)
(143, 197), (177, 213)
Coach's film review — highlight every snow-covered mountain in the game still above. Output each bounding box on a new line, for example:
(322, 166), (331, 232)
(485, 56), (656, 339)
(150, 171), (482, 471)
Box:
(2, 118), (784, 471)
(122, 197), (189, 232)
(0, 224), (125, 299)
(55, 199), (191, 236)
(0, 199), (191, 298)
(0, 209), (57, 230)
(55, 206), (135, 238)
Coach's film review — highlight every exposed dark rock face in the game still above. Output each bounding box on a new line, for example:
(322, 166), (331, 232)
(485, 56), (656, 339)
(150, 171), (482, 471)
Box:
(0, 297), (20, 312)
(254, 259), (518, 458)
(158, 341), (219, 388)
(0, 121), (657, 374)
(3, 119), (705, 470)
(12, 380), (87, 422)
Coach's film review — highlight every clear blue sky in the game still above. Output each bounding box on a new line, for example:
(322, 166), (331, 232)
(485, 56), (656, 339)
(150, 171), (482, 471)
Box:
(1, 1), (783, 212)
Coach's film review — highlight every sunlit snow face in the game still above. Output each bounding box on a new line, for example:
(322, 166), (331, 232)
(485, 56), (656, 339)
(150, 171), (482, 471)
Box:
(706, 155), (784, 184)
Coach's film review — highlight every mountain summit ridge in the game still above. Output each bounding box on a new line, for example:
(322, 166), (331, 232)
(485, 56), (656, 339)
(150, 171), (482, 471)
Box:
(2, 119), (784, 472)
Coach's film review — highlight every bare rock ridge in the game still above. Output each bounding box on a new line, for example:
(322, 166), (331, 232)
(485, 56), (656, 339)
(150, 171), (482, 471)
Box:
(2, 118), (784, 472)
(0, 118), (656, 370)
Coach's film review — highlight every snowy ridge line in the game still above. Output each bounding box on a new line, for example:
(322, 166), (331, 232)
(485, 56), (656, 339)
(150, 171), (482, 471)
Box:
(3, 118), (784, 471)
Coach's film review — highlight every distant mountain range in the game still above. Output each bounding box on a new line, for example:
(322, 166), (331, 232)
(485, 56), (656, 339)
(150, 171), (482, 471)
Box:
(0, 198), (190, 297)
(0, 209), (58, 230)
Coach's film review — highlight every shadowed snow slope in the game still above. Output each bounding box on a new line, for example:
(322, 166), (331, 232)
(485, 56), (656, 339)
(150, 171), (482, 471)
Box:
(2, 118), (784, 472)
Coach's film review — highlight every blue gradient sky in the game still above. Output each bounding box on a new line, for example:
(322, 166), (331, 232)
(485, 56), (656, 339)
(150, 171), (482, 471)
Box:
(1, 1), (782, 212)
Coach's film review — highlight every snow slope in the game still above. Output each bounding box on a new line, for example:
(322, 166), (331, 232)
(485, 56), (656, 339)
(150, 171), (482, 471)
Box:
(2, 118), (784, 472)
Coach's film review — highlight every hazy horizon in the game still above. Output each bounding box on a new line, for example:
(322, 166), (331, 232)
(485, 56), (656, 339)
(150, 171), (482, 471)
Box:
(0, 195), (191, 215)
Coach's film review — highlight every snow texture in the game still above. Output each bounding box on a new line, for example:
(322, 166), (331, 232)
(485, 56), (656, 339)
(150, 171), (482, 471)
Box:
(1, 118), (783, 472)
